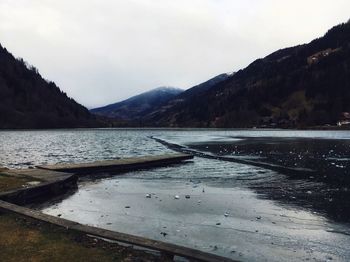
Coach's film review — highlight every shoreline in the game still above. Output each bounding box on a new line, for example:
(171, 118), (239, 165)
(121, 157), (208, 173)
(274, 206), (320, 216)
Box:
(0, 125), (350, 131)
(0, 154), (235, 262)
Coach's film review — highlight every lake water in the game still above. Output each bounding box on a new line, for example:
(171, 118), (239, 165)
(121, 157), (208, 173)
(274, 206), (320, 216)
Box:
(1, 129), (350, 261)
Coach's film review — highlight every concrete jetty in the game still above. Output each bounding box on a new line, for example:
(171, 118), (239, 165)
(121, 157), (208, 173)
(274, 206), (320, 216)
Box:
(37, 153), (193, 174)
(0, 169), (77, 205)
(1, 153), (193, 204)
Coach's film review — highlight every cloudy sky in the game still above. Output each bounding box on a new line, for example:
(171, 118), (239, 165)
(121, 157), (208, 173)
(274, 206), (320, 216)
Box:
(0, 0), (349, 108)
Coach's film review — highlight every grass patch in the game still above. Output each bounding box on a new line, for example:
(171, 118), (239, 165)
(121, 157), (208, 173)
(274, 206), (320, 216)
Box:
(0, 213), (160, 262)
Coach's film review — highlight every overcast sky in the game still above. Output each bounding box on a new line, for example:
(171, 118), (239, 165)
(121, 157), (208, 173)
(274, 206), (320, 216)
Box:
(0, 0), (349, 108)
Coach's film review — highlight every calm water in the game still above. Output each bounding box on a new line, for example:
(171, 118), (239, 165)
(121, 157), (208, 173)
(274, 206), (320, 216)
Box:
(1, 128), (350, 261)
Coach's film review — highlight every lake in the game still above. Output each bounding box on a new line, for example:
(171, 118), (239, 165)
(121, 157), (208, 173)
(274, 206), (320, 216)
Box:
(1, 129), (350, 261)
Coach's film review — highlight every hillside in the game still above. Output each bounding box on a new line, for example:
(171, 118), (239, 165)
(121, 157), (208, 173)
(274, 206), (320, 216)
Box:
(145, 21), (350, 128)
(0, 44), (101, 129)
(91, 87), (183, 121)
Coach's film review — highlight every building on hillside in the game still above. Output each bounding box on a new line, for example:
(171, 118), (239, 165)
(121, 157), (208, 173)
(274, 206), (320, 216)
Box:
(307, 48), (341, 65)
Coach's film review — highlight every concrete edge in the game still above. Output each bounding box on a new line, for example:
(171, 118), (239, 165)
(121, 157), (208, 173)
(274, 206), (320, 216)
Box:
(36, 153), (194, 175)
(0, 174), (78, 205)
(0, 200), (235, 262)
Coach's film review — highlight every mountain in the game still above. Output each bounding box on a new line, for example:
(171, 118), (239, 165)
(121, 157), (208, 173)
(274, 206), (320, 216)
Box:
(144, 73), (233, 124)
(145, 21), (350, 128)
(0, 44), (101, 129)
(91, 87), (183, 121)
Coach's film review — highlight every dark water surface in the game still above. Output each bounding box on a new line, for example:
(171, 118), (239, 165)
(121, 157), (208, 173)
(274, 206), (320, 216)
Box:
(1, 129), (350, 261)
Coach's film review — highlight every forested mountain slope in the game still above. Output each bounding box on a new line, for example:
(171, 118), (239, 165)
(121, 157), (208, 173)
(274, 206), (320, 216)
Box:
(0, 44), (101, 129)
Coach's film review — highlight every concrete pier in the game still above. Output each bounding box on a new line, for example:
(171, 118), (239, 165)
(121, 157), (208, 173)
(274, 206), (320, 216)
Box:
(1, 153), (193, 204)
(37, 153), (193, 175)
(0, 169), (77, 205)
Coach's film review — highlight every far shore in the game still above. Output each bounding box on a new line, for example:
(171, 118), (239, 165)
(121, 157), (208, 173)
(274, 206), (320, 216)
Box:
(0, 125), (350, 131)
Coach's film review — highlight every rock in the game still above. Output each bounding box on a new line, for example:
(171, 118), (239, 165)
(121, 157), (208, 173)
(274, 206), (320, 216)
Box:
(224, 212), (229, 217)
(26, 181), (41, 186)
(125, 206), (130, 208)
(160, 232), (168, 237)
(174, 195), (180, 199)
(0, 166), (9, 171)
(256, 216), (261, 220)
(185, 195), (190, 199)
(216, 222), (221, 225)
(146, 194), (151, 198)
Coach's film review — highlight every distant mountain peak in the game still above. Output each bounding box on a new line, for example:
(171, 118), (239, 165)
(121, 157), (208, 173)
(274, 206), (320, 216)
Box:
(146, 86), (183, 95)
(90, 86), (183, 121)
(153, 86), (182, 91)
